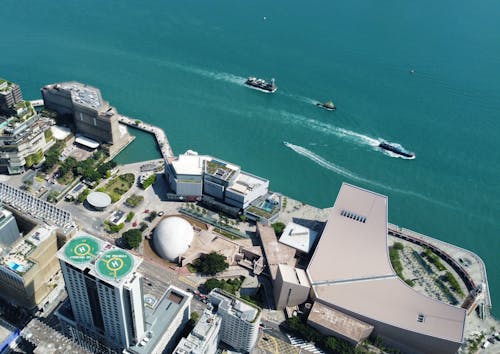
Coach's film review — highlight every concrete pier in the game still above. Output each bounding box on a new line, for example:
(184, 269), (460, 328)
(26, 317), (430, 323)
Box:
(388, 223), (491, 309)
(118, 115), (174, 159)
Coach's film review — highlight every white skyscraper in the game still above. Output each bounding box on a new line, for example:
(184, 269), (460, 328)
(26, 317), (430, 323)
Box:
(208, 289), (261, 353)
(57, 233), (192, 354)
(57, 235), (145, 350)
(174, 309), (221, 354)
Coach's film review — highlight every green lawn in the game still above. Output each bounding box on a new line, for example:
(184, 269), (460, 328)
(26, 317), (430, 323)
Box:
(98, 173), (135, 203)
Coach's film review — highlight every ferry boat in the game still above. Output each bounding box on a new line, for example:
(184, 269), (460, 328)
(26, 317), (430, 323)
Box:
(378, 141), (415, 159)
(244, 77), (277, 93)
(316, 101), (336, 111)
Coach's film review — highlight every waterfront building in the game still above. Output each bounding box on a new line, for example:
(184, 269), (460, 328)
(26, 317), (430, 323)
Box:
(0, 100), (52, 174)
(174, 309), (221, 354)
(0, 207), (21, 247)
(166, 150), (269, 211)
(0, 78), (23, 112)
(0, 225), (59, 310)
(41, 82), (131, 156)
(208, 289), (261, 353)
(273, 264), (310, 311)
(306, 183), (466, 354)
(278, 222), (318, 254)
(56, 233), (191, 353)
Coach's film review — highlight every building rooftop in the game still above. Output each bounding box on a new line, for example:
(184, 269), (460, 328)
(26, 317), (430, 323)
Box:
(307, 183), (466, 345)
(86, 191), (112, 209)
(308, 301), (373, 344)
(58, 82), (103, 109)
(209, 289), (260, 323)
(58, 233), (141, 285)
(127, 286), (192, 354)
(174, 309), (221, 354)
(171, 152), (208, 176)
(257, 223), (296, 279)
(278, 264), (310, 287)
(203, 158), (239, 182)
(0, 225), (56, 276)
(226, 171), (268, 196)
(279, 222), (318, 254)
(75, 135), (100, 149)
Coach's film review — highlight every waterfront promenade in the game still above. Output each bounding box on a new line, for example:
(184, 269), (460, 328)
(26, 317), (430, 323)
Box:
(388, 223), (491, 310)
(118, 115), (174, 159)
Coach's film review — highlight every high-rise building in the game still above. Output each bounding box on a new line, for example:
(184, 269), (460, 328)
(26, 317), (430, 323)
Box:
(0, 78), (23, 112)
(174, 309), (221, 354)
(57, 233), (192, 353)
(0, 224), (59, 310)
(0, 207), (20, 247)
(41, 82), (131, 156)
(208, 289), (261, 353)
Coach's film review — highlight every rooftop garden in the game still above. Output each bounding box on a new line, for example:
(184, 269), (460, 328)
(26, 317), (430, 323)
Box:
(204, 159), (236, 180)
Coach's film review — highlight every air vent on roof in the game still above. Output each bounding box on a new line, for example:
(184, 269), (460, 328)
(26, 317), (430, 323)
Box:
(340, 209), (367, 223)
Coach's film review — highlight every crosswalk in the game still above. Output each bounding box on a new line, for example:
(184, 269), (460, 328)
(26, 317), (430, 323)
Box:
(286, 334), (326, 354)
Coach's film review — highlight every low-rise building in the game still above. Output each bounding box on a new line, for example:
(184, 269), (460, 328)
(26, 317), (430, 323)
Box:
(166, 151), (269, 211)
(0, 224), (59, 310)
(208, 289), (261, 353)
(174, 309), (221, 354)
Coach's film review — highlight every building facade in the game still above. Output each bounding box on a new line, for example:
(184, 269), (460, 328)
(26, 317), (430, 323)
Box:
(0, 78), (23, 112)
(0, 103), (52, 174)
(41, 82), (130, 156)
(0, 225), (59, 310)
(0, 207), (20, 247)
(208, 289), (260, 353)
(174, 309), (221, 354)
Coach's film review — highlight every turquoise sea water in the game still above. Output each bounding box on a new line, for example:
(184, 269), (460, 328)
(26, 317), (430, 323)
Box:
(2, 0), (499, 316)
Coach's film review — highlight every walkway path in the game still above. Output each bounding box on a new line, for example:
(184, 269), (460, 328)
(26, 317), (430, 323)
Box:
(118, 115), (174, 158)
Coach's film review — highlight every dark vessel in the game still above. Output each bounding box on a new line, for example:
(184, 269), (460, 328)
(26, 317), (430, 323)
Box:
(316, 101), (336, 111)
(245, 77), (277, 93)
(378, 141), (415, 159)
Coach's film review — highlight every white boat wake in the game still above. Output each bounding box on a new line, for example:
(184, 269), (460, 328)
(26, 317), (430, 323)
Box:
(283, 141), (451, 208)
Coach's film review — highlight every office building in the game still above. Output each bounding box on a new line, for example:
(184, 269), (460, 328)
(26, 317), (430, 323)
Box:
(0, 225), (59, 310)
(174, 309), (221, 354)
(41, 82), (131, 156)
(208, 289), (261, 353)
(306, 183), (466, 354)
(0, 207), (20, 247)
(57, 233), (191, 353)
(0, 78), (23, 112)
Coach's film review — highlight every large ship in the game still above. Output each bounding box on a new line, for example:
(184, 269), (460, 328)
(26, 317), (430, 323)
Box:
(378, 141), (415, 159)
(316, 100), (336, 111)
(244, 77), (277, 93)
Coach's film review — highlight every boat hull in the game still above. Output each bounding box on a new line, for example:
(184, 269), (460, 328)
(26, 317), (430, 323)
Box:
(316, 103), (336, 111)
(244, 83), (277, 93)
(378, 142), (415, 158)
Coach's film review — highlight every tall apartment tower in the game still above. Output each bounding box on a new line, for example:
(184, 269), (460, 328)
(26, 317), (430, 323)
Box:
(57, 235), (145, 351)
(41, 82), (130, 156)
(0, 78), (23, 112)
(208, 289), (261, 353)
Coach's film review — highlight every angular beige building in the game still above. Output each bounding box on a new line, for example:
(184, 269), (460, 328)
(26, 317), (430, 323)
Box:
(273, 264), (310, 310)
(306, 183), (466, 354)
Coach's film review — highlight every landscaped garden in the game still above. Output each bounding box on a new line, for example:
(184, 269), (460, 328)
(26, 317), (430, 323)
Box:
(98, 173), (135, 203)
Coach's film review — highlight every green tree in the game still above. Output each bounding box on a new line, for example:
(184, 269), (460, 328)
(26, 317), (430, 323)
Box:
(126, 212), (135, 222)
(271, 222), (286, 236)
(198, 252), (228, 275)
(123, 229), (142, 249)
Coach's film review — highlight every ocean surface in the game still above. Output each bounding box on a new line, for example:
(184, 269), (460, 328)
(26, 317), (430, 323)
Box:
(2, 0), (499, 317)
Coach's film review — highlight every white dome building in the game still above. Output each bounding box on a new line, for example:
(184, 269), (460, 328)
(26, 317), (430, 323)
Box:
(153, 216), (194, 262)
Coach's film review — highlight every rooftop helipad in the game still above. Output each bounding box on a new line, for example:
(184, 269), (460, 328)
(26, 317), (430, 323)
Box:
(64, 236), (101, 264)
(96, 249), (134, 281)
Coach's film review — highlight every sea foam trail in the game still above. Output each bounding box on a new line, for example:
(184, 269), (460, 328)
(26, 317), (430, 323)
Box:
(167, 62), (246, 85)
(283, 142), (453, 208)
(279, 110), (380, 147)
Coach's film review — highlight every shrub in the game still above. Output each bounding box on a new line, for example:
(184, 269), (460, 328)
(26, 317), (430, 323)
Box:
(141, 174), (157, 189)
(271, 222), (286, 236)
(126, 212), (135, 223)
